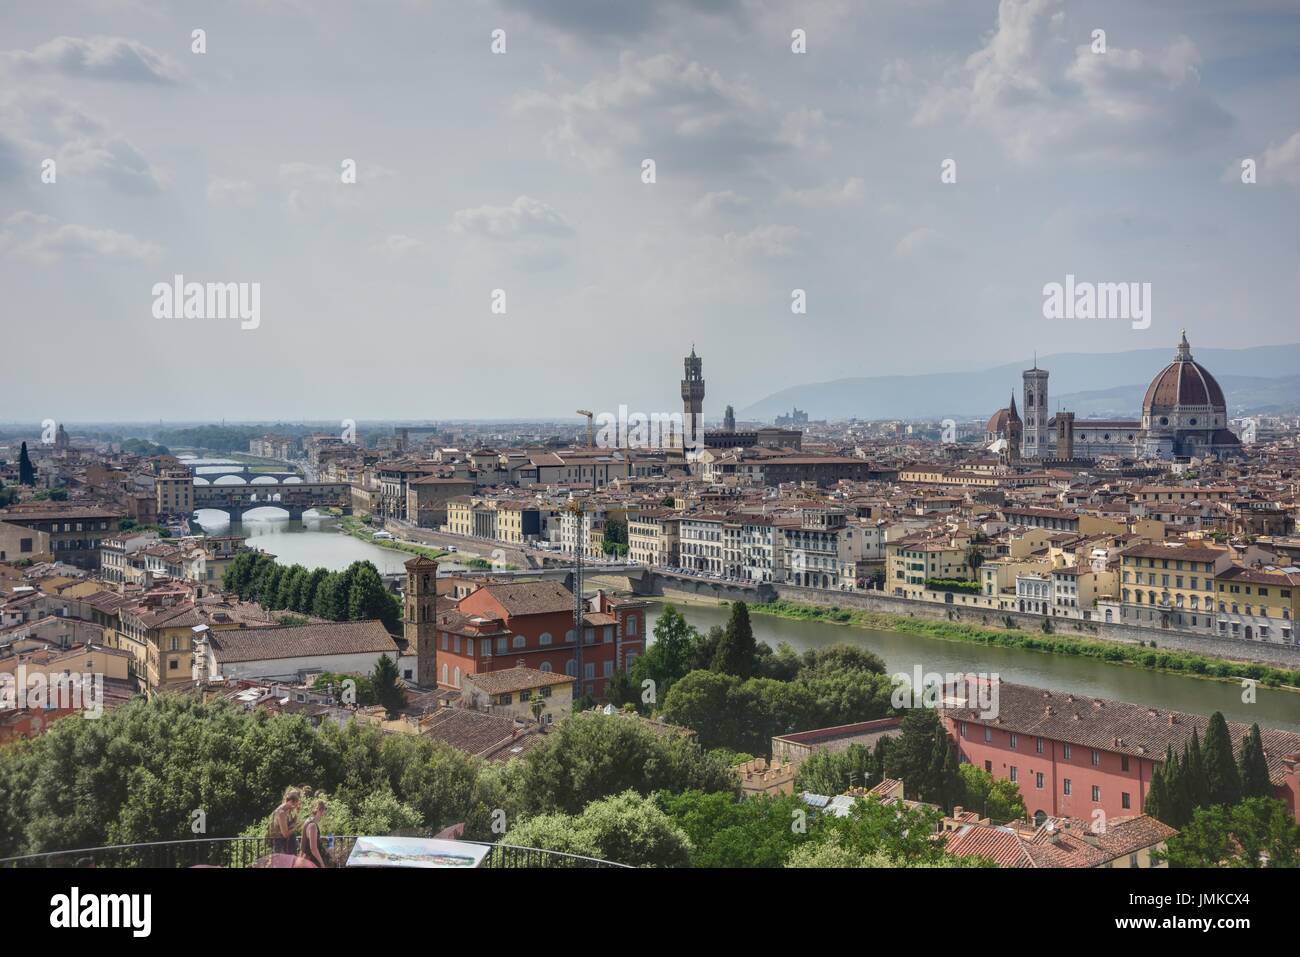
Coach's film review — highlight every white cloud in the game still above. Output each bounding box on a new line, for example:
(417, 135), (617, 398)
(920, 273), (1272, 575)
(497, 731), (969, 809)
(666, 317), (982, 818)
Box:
(779, 177), (865, 207)
(0, 89), (165, 192)
(691, 190), (752, 218)
(451, 196), (573, 240)
(914, 0), (1233, 163)
(372, 234), (432, 259)
(206, 177), (256, 204)
(0, 211), (161, 264)
(1, 35), (183, 84)
(515, 52), (809, 173)
(1259, 132), (1300, 186)
(722, 224), (801, 259)
(279, 161), (396, 212)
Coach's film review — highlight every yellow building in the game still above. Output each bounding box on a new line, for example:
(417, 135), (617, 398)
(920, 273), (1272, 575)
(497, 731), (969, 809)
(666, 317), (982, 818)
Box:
(1119, 542), (1232, 632)
(1212, 566), (1299, 644)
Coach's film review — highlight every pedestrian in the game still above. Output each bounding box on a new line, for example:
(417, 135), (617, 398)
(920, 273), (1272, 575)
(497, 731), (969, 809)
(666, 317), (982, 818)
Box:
(268, 787), (301, 856)
(295, 798), (330, 868)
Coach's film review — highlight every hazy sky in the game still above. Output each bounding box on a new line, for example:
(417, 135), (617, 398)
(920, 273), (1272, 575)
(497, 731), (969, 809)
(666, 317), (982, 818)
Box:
(2, 0), (1299, 423)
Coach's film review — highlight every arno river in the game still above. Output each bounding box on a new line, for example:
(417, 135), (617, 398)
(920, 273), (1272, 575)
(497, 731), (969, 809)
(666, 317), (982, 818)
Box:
(646, 603), (1300, 733)
(188, 470), (1300, 733)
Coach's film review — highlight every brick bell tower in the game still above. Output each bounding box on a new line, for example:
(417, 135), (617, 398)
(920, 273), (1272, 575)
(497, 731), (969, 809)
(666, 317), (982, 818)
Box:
(403, 555), (439, 686)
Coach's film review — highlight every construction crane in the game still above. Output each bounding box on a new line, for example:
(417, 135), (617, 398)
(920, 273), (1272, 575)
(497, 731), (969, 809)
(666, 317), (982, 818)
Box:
(576, 410), (594, 449)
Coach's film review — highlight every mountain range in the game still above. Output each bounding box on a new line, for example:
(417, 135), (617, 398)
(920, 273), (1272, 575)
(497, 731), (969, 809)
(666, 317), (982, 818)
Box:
(739, 342), (1300, 422)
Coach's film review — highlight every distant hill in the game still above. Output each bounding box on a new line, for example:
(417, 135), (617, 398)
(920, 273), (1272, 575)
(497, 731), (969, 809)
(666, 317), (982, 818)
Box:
(740, 343), (1300, 422)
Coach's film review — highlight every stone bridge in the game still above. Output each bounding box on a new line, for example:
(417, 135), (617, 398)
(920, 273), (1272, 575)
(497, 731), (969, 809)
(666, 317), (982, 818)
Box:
(192, 481), (352, 520)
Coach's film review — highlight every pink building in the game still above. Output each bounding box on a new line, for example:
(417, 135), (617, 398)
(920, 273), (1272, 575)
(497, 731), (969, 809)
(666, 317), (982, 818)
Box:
(942, 681), (1300, 825)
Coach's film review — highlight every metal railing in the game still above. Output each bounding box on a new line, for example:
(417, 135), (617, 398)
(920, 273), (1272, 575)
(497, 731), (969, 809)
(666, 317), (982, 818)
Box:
(0, 836), (628, 869)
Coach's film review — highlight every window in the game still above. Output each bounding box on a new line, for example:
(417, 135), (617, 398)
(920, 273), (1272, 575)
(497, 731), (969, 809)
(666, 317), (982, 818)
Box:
(626, 616), (637, 636)
(1091, 750), (1100, 767)
(1091, 785), (1101, 802)
(1035, 737), (1044, 754)
(539, 632), (552, 646)
(1035, 772), (1044, 789)
(1009, 766), (1017, 783)
(512, 635), (525, 649)
(1063, 745), (1071, 761)
(984, 760), (992, 773)
(496, 637), (507, 654)
(1121, 756), (1130, 772)
(1063, 779), (1072, 795)
(540, 662), (552, 673)
(565, 629), (575, 643)
(983, 727), (992, 743)
(1122, 792), (1131, 810)
(565, 659), (577, 677)
(584, 663), (595, 680)
(1009, 733), (1018, 749)
(959, 721), (967, 738)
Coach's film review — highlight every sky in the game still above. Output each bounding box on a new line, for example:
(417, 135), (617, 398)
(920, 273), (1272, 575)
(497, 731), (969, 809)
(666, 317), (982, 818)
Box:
(2, 0), (1299, 424)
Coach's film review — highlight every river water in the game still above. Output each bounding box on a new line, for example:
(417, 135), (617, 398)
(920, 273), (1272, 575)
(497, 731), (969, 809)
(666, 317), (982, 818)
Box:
(194, 510), (413, 575)
(647, 602), (1300, 733)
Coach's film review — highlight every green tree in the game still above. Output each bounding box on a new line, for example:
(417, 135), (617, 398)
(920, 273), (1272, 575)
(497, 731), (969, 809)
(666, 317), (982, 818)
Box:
(1201, 712), (1242, 808)
(312, 572), (346, 620)
(957, 764), (1027, 824)
(499, 712), (736, 818)
(503, 791), (691, 868)
(794, 743), (878, 796)
(348, 562), (396, 630)
(18, 442), (35, 486)
(711, 601), (759, 678)
(274, 565), (307, 611)
(629, 605), (698, 704)
(885, 710), (961, 808)
(372, 654), (406, 714)
(1238, 724), (1272, 800)
(1162, 797), (1300, 868)
(657, 789), (807, 868)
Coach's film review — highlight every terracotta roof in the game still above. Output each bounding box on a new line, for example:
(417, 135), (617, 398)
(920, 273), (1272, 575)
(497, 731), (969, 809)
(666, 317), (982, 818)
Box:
(464, 666), (575, 695)
(475, 581), (574, 616)
(943, 681), (1300, 784)
(207, 620), (398, 663)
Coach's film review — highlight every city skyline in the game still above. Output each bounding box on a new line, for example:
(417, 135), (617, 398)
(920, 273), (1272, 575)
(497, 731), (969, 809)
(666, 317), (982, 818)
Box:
(3, 0), (1300, 420)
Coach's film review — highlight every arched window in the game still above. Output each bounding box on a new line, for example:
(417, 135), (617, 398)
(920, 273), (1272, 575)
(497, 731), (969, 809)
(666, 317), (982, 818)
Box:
(453, 666), (461, 687)
(540, 661), (553, 673)
(565, 659), (577, 677)
(441, 663), (448, 685)
(539, 632), (552, 646)
(512, 635), (526, 649)
(565, 629), (575, 643)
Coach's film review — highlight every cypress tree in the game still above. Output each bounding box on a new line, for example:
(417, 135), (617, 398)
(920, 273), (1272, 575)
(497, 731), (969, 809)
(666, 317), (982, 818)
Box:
(1238, 724), (1272, 800)
(1144, 751), (1168, 822)
(1201, 712), (1241, 807)
(18, 442), (35, 486)
(1163, 750), (1192, 828)
(711, 601), (758, 679)
(1183, 729), (1208, 810)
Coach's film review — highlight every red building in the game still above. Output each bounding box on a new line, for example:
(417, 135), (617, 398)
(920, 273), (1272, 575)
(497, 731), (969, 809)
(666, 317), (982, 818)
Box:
(430, 580), (646, 701)
(942, 681), (1300, 825)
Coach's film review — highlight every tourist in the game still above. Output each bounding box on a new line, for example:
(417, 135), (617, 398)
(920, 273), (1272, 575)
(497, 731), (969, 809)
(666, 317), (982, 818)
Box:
(268, 787), (301, 856)
(296, 798), (329, 868)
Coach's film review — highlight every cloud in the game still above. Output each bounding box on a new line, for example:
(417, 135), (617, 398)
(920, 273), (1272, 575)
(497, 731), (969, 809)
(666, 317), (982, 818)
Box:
(721, 224), (801, 259)
(279, 161), (396, 212)
(1259, 132), (1300, 186)
(0, 89), (165, 192)
(496, 0), (740, 40)
(691, 190), (752, 218)
(1, 35), (183, 84)
(372, 234), (433, 259)
(206, 177), (255, 204)
(914, 0), (1233, 163)
(451, 196), (573, 240)
(0, 211), (161, 264)
(515, 52), (810, 173)
(779, 177), (865, 207)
